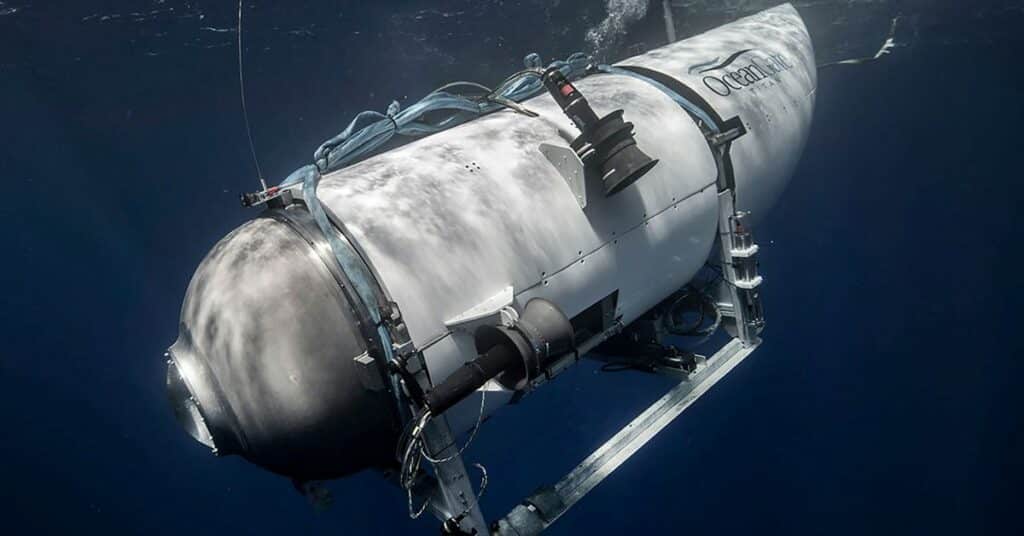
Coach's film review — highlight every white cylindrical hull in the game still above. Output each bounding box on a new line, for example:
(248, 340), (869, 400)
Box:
(314, 4), (816, 428)
(166, 4), (817, 471)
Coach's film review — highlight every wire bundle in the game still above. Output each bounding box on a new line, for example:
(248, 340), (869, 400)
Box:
(278, 52), (590, 188)
(396, 391), (488, 520)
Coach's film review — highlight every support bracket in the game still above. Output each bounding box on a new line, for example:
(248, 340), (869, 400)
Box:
(539, 143), (587, 209)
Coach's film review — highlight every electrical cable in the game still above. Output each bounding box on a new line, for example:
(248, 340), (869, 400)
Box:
(422, 389), (487, 464)
(398, 388), (490, 519)
(237, 0), (265, 190)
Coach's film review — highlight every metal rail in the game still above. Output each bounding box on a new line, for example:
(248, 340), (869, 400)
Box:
(494, 337), (758, 535)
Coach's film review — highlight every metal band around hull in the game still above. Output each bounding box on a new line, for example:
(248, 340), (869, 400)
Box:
(264, 202), (406, 429)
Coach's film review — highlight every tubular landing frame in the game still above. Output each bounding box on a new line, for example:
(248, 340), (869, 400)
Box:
(411, 172), (765, 534)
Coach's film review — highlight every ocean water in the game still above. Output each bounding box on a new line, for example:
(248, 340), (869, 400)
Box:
(2, 1), (1022, 534)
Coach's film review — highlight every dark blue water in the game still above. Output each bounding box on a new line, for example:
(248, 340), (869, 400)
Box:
(2, 2), (1022, 534)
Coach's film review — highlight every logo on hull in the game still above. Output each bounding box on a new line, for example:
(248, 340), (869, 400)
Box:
(691, 50), (795, 97)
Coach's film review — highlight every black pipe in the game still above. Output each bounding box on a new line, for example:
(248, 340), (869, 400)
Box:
(424, 343), (519, 415)
(423, 299), (574, 416)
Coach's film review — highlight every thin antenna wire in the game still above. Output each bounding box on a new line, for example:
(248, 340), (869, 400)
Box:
(237, 0), (266, 190)
(819, 15), (901, 69)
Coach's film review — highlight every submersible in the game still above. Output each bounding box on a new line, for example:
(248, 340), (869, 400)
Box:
(166, 4), (815, 533)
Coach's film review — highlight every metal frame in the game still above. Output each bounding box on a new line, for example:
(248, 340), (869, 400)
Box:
(412, 188), (766, 534)
(417, 415), (490, 533)
(466, 106), (766, 531)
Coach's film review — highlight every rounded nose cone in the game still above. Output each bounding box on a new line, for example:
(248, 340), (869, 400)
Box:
(167, 214), (398, 480)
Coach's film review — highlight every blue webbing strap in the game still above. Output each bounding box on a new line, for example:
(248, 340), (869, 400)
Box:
(278, 52), (590, 190)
